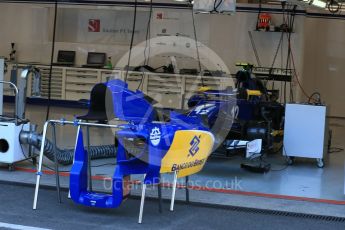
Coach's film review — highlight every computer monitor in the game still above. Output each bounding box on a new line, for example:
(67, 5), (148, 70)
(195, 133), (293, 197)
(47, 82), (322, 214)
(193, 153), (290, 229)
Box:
(57, 50), (76, 63)
(87, 52), (106, 65)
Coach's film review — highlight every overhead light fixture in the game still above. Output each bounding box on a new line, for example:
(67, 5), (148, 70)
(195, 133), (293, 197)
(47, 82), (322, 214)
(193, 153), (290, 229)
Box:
(311, 0), (327, 8)
(292, 0), (339, 13)
(295, 0), (327, 8)
(193, 0), (236, 14)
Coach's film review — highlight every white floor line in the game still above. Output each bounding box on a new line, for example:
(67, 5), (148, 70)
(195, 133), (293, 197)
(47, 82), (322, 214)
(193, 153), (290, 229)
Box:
(0, 222), (51, 230)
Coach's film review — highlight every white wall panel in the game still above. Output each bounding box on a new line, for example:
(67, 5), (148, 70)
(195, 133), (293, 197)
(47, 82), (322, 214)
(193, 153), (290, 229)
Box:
(0, 3), (306, 106)
(302, 17), (345, 117)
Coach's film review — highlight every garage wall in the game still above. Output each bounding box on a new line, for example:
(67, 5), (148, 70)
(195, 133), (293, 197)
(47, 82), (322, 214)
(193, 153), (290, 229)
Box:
(0, 4), (51, 62)
(0, 3), (303, 71)
(2, 3), (344, 116)
(207, 11), (305, 103)
(302, 17), (345, 117)
(208, 12), (304, 72)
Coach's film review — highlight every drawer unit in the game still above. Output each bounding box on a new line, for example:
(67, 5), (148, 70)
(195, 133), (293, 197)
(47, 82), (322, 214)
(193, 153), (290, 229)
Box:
(147, 92), (183, 110)
(65, 91), (91, 101)
(33, 66), (64, 100)
(66, 69), (100, 84)
(65, 83), (94, 92)
(123, 71), (145, 91)
(146, 74), (183, 109)
(148, 75), (182, 93)
(185, 77), (221, 91)
(3, 64), (234, 109)
(66, 75), (99, 84)
(65, 68), (100, 101)
(101, 70), (122, 83)
(6, 64), (64, 100)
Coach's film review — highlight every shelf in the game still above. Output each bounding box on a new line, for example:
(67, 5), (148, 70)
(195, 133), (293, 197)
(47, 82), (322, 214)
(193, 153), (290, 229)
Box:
(5, 62), (234, 109)
(252, 30), (294, 33)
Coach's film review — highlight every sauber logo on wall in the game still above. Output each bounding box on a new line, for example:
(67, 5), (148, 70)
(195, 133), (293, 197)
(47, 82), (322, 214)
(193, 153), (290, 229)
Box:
(88, 19), (101, 32)
(156, 12), (163, 20)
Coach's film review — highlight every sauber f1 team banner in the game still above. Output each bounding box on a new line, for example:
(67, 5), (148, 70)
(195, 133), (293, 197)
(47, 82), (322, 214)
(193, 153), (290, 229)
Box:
(160, 130), (215, 178)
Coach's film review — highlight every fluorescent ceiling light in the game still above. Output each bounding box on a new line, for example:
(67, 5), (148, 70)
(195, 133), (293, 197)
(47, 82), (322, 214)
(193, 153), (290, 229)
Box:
(312, 0), (326, 8)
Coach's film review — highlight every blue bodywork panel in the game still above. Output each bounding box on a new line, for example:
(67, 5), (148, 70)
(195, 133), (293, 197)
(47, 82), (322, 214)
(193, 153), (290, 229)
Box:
(70, 79), (211, 209)
(107, 79), (156, 123)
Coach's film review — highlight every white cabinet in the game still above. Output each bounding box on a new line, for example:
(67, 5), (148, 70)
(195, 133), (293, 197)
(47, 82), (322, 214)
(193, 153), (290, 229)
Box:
(4, 63), (234, 109)
(283, 103), (328, 167)
(121, 71), (146, 91)
(32, 66), (64, 100)
(101, 70), (122, 83)
(64, 68), (100, 101)
(147, 74), (183, 109)
(112, 72), (233, 109)
(4, 64), (64, 100)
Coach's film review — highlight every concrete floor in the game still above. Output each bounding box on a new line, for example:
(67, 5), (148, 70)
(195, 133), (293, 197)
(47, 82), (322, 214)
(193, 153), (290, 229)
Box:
(1, 103), (345, 218)
(2, 183), (345, 230)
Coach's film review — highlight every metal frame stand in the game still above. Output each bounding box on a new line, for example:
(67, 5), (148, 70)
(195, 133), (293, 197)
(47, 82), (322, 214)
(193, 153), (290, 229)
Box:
(170, 172), (190, 212)
(185, 176), (190, 203)
(158, 181), (162, 213)
(32, 119), (191, 223)
(86, 125), (92, 191)
(138, 180), (147, 224)
(52, 124), (61, 203)
(170, 170), (178, 212)
(33, 119), (122, 210)
(138, 175), (163, 224)
(33, 121), (49, 210)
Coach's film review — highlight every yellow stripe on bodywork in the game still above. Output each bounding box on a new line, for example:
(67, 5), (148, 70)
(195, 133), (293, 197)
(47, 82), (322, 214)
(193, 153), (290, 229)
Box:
(247, 90), (262, 99)
(198, 86), (212, 92)
(160, 130), (215, 178)
(271, 130), (284, 136)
